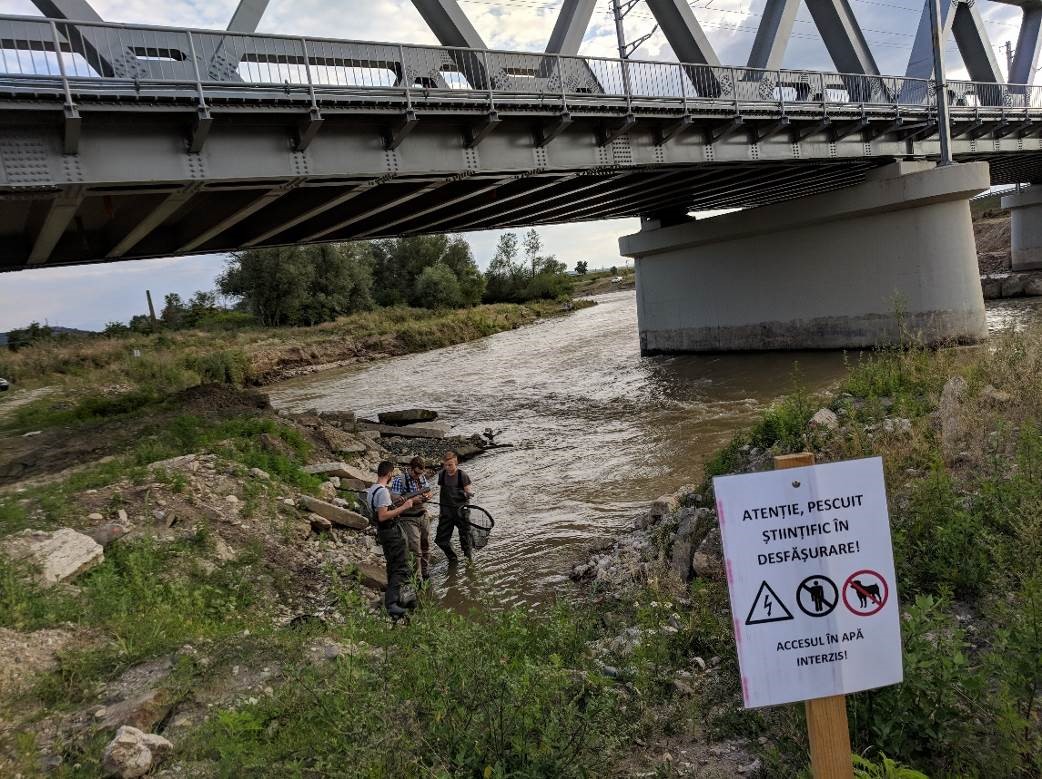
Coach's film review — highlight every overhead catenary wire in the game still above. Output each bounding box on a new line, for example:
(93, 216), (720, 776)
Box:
(458, 0), (1025, 59)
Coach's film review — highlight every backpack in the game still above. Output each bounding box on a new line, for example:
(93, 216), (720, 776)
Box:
(359, 485), (390, 528)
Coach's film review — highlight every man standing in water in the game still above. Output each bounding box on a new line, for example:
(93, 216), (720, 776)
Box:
(435, 450), (474, 563)
(392, 456), (433, 584)
(367, 461), (420, 618)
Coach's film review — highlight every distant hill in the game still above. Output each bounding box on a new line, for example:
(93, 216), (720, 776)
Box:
(1, 325), (94, 346)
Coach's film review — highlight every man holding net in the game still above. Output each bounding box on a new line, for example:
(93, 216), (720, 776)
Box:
(435, 450), (474, 563)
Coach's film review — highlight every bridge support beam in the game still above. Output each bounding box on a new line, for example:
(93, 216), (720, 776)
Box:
(1001, 187), (1042, 271)
(620, 161), (990, 353)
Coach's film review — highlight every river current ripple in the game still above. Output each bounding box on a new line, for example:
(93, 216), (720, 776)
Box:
(268, 292), (1042, 611)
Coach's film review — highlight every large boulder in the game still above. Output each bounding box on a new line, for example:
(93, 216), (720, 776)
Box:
(101, 726), (172, 778)
(2, 528), (103, 585)
(378, 409), (439, 426)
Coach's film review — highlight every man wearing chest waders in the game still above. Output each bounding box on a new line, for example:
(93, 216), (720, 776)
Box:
(367, 462), (421, 619)
(435, 450), (474, 563)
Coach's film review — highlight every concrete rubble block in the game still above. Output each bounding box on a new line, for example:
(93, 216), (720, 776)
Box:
(101, 726), (173, 779)
(298, 497), (368, 530)
(377, 409), (439, 426)
(2, 529), (104, 585)
(303, 462), (376, 482)
(85, 523), (129, 548)
(650, 495), (679, 519)
(319, 410), (357, 425)
(319, 427), (367, 454)
(1025, 276), (1042, 296)
(357, 421), (448, 439)
(309, 513), (333, 532)
(317, 481), (338, 501)
(809, 408), (839, 431)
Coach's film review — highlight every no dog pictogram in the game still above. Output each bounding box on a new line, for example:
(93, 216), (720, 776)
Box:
(843, 569), (889, 616)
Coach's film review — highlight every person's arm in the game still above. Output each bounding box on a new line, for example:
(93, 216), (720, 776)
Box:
(375, 488), (417, 523)
(461, 471), (474, 497)
(377, 500), (416, 522)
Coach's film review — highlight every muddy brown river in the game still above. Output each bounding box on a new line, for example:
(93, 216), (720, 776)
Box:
(269, 292), (1042, 610)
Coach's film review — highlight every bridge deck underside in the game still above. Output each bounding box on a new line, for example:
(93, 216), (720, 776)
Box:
(4, 74), (1042, 269)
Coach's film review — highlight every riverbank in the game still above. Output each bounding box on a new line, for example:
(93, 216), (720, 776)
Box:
(2, 303), (1040, 776)
(0, 300), (590, 435)
(572, 327), (1042, 776)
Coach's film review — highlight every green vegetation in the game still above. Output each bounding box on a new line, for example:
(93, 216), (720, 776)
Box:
(483, 230), (574, 303)
(189, 598), (639, 777)
(0, 301), (588, 434)
(694, 329), (1042, 777)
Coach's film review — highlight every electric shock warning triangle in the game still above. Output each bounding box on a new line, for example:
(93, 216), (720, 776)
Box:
(745, 580), (794, 625)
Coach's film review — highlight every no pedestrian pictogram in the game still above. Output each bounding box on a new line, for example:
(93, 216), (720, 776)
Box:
(745, 580), (794, 625)
(796, 574), (838, 618)
(843, 569), (889, 616)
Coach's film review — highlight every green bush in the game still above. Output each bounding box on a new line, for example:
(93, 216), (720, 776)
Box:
(849, 595), (990, 776)
(892, 468), (991, 599)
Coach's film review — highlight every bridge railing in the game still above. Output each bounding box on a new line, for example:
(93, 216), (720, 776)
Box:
(0, 13), (1038, 120)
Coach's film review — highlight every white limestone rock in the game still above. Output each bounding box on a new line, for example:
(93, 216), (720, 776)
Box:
(809, 408), (839, 432)
(2, 528), (103, 585)
(101, 726), (172, 778)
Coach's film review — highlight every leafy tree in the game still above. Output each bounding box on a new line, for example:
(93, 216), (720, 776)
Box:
(610, 266), (618, 276)
(484, 229), (572, 303)
(414, 264), (463, 310)
(220, 244), (374, 326)
(574, 261), (588, 275)
(369, 235), (483, 308)
(6, 322), (54, 351)
(161, 293), (186, 327)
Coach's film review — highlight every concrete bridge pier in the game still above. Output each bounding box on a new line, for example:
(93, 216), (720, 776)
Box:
(619, 161), (991, 354)
(1000, 187), (1042, 272)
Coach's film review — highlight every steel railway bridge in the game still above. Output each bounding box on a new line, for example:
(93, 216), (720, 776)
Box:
(0, 0), (1040, 269)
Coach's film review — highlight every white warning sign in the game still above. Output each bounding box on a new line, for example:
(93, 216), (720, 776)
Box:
(713, 456), (903, 709)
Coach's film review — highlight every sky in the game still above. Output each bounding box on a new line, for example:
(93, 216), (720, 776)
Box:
(0, 0), (1029, 331)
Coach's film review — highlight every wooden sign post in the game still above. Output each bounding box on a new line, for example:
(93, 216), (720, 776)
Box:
(774, 452), (853, 779)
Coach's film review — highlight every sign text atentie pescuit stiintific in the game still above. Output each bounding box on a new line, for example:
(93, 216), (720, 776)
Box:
(713, 456), (903, 709)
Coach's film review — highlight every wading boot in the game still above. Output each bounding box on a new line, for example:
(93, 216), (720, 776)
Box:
(387, 603), (409, 620)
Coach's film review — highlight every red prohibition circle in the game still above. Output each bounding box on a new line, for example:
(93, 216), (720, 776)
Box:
(842, 569), (889, 616)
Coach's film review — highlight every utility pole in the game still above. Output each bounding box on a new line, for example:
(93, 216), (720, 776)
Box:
(928, 0), (953, 165)
(145, 290), (158, 331)
(1006, 40), (1015, 80)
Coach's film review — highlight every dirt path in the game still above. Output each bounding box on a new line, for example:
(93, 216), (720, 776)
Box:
(0, 386), (59, 425)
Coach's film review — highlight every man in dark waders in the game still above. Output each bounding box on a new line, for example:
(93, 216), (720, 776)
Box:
(435, 450), (473, 563)
(366, 461), (420, 619)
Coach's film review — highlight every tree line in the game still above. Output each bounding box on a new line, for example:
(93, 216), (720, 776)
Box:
(99, 229), (579, 333)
